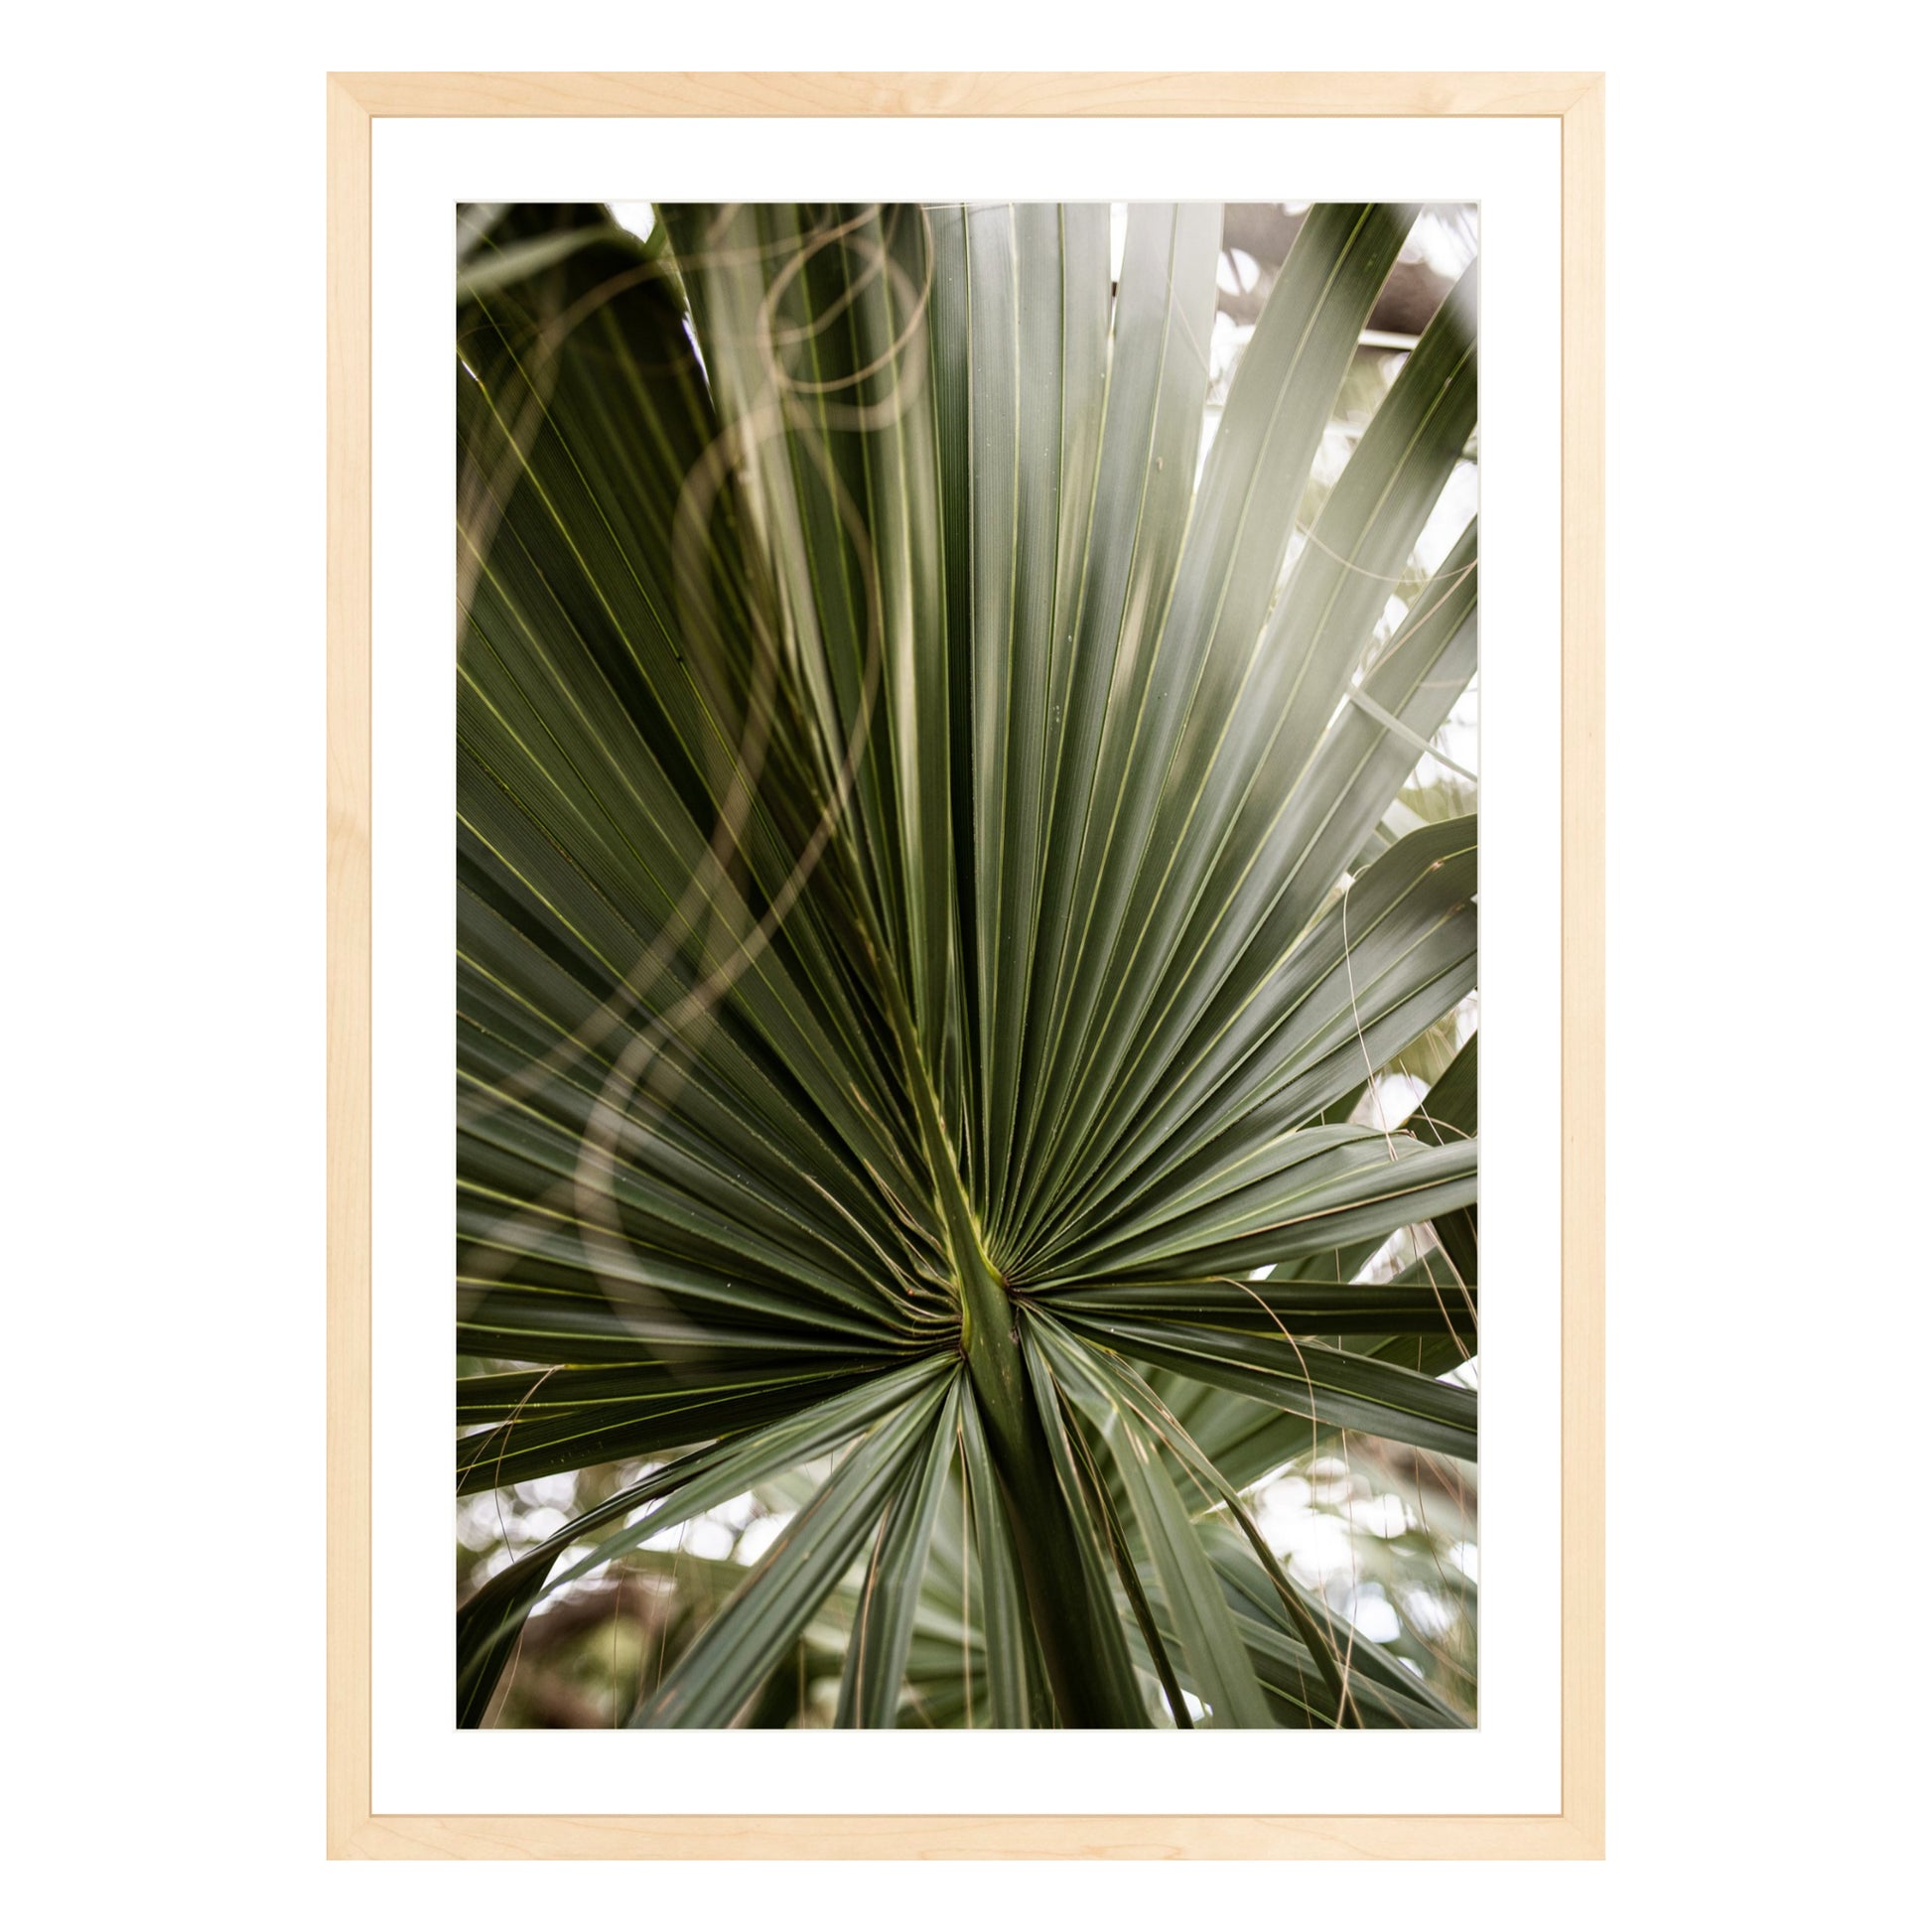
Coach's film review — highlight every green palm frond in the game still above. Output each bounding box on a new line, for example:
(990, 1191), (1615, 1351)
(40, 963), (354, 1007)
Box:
(456, 200), (1479, 1729)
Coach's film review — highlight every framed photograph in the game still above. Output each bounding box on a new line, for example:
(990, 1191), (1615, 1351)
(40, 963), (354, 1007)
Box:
(327, 69), (1603, 1860)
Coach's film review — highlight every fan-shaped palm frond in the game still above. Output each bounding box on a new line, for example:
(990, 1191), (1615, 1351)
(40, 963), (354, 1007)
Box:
(456, 200), (1479, 1729)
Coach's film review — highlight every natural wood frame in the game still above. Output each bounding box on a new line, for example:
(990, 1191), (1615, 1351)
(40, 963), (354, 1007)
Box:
(327, 69), (1604, 1861)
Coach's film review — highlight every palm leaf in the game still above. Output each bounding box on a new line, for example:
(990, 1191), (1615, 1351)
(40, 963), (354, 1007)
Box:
(456, 201), (1481, 1727)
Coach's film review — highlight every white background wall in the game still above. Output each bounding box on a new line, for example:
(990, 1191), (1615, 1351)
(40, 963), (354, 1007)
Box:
(5, 4), (1917, 1920)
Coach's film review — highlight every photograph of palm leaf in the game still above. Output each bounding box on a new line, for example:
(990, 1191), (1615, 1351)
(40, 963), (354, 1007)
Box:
(456, 200), (1479, 1730)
